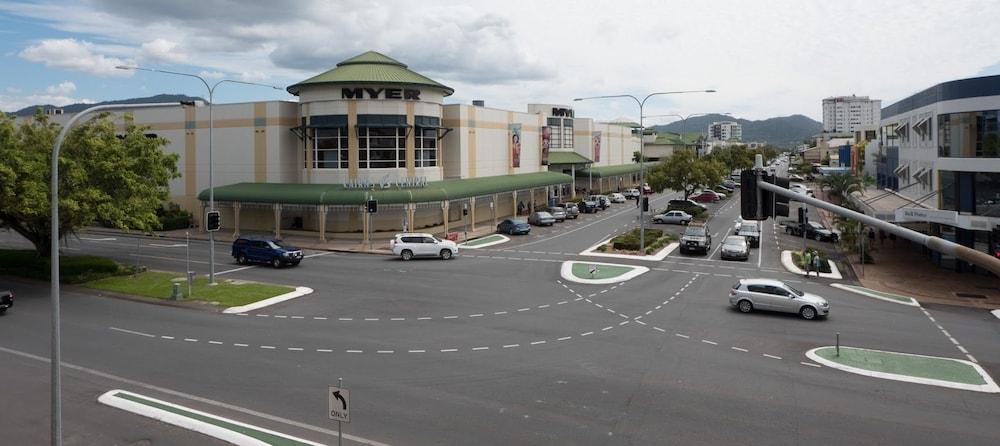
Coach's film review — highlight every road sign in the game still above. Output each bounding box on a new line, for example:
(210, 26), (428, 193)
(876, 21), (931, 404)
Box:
(328, 386), (350, 423)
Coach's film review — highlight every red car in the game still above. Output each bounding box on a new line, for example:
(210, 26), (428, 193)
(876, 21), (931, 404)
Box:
(691, 191), (720, 203)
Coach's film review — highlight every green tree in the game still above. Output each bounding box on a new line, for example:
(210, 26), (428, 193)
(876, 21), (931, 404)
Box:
(707, 145), (753, 172)
(647, 149), (727, 199)
(0, 113), (180, 257)
(817, 172), (865, 202)
(632, 150), (650, 163)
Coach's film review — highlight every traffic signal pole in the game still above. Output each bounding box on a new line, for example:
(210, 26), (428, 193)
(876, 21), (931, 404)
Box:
(756, 180), (1000, 277)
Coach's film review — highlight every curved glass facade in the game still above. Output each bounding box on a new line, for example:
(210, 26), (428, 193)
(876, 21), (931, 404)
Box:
(937, 110), (1000, 158)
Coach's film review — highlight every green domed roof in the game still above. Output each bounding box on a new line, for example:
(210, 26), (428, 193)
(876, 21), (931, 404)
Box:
(286, 51), (454, 96)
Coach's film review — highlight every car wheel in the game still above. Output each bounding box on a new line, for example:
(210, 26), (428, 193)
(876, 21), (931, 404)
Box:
(440, 249), (453, 260)
(237, 254), (247, 265)
(738, 300), (753, 313)
(271, 257), (281, 268)
(401, 250), (414, 261)
(800, 306), (817, 320)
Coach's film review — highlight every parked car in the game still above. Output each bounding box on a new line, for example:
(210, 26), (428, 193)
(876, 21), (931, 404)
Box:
(232, 237), (304, 268)
(579, 200), (599, 213)
(667, 199), (707, 213)
(716, 184), (735, 193)
(590, 195), (611, 210)
(390, 233), (458, 260)
(729, 278), (830, 320)
(609, 192), (627, 203)
(549, 207), (567, 222)
(720, 235), (750, 261)
(560, 202), (580, 219)
(1, 289), (13, 314)
(680, 224), (712, 254)
(786, 221), (839, 242)
(623, 188), (641, 198)
(733, 216), (745, 234)
(497, 218), (531, 235)
(736, 221), (761, 247)
(653, 210), (693, 225)
(691, 191), (721, 203)
(528, 211), (556, 226)
(723, 179), (739, 189)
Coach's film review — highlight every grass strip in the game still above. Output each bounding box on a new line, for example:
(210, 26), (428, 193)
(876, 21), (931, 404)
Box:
(571, 263), (635, 280)
(85, 271), (293, 307)
(815, 347), (985, 385)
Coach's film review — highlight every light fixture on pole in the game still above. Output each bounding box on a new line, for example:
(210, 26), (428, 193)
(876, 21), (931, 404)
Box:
(50, 101), (182, 446)
(116, 65), (282, 284)
(574, 89), (716, 252)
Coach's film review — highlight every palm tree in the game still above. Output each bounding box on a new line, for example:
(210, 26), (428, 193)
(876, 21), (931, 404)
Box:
(818, 173), (865, 202)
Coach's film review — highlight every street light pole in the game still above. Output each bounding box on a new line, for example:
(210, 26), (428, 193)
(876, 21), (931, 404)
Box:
(575, 90), (716, 252)
(116, 66), (282, 284)
(50, 102), (180, 446)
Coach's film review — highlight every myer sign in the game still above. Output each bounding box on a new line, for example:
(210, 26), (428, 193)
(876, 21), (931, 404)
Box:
(343, 174), (428, 189)
(342, 87), (420, 100)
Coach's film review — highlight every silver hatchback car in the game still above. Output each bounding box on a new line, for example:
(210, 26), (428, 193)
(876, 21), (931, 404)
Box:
(729, 278), (829, 320)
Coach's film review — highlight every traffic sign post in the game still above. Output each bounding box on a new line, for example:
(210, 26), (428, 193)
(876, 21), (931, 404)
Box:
(329, 378), (350, 446)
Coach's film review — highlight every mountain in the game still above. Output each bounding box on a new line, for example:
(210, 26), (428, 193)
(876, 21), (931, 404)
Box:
(650, 113), (822, 148)
(13, 94), (207, 117)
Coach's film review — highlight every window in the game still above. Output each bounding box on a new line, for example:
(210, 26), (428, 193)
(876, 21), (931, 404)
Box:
(314, 128), (349, 169)
(415, 115), (440, 168)
(359, 127), (405, 168)
(546, 117), (574, 149)
(938, 110), (1000, 158)
(747, 284), (768, 293)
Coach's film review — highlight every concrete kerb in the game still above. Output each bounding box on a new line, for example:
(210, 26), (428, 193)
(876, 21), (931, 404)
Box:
(578, 237), (678, 261)
(805, 347), (1000, 393)
(98, 389), (325, 446)
(992, 309), (1000, 320)
(830, 283), (920, 307)
(223, 287), (313, 314)
(458, 234), (510, 249)
(560, 261), (649, 285)
(780, 250), (843, 279)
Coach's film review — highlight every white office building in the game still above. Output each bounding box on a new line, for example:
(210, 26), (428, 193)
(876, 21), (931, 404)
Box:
(707, 121), (742, 141)
(822, 95), (881, 133)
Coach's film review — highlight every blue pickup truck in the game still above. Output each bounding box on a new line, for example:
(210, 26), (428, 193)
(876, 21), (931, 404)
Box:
(232, 237), (304, 268)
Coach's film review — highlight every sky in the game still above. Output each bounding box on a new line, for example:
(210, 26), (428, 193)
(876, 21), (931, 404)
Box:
(2, 0), (1000, 123)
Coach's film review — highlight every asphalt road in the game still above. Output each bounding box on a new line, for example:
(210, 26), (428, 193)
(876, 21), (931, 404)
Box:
(2, 184), (999, 445)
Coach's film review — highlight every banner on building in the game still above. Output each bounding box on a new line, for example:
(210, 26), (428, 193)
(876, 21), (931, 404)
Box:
(510, 123), (522, 168)
(541, 126), (551, 166)
(592, 131), (602, 163)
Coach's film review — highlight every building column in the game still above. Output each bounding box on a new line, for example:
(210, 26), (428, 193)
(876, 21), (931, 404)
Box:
(200, 203), (208, 233)
(232, 202), (241, 238)
(469, 197), (476, 232)
(492, 193), (499, 227)
(529, 188), (535, 213)
(407, 204), (416, 233)
(273, 204), (282, 239)
(571, 165), (576, 199)
(362, 205), (369, 244)
(512, 190), (518, 216)
(442, 201), (450, 234)
(317, 205), (328, 242)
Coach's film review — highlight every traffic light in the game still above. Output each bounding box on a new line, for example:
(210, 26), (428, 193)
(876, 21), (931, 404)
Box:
(798, 207), (808, 224)
(462, 204), (469, 216)
(206, 210), (221, 232)
(366, 199), (378, 213)
(740, 170), (760, 220)
(642, 196), (649, 212)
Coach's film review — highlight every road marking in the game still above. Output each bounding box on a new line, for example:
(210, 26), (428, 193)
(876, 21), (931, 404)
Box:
(313, 317), (327, 320)
(634, 320), (647, 325)
(338, 318), (353, 321)
(557, 301), (568, 305)
(800, 362), (822, 368)
(675, 333), (689, 339)
(653, 327), (666, 332)
(581, 331), (594, 336)
(493, 311), (507, 315)
(377, 350), (394, 354)
(316, 349), (333, 353)
(408, 350), (426, 353)
(443, 315), (458, 319)
(618, 321), (629, 326)
(161, 336), (175, 340)
(469, 313), (484, 317)
(530, 341), (546, 345)
(290, 316), (304, 319)
(731, 347), (748, 352)
(517, 308), (530, 312)
(346, 350), (363, 353)
(763, 354), (782, 360)
(390, 317), (405, 321)
(234, 343), (248, 347)
(701, 340), (718, 345)
(364, 318), (380, 321)
(602, 326), (613, 331)
(538, 305), (550, 309)
(208, 341), (223, 345)
(472, 347), (489, 351)
(557, 336), (572, 341)
(184, 338), (198, 342)
(595, 303), (604, 308)
(215, 265), (257, 276)
(303, 251), (333, 259)
(287, 347), (304, 351)
(260, 345), (276, 349)
(256, 314), (269, 318)
(109, 327), (155, 338)
(503, 344), (520, 348)
(274, 315), (287, 319)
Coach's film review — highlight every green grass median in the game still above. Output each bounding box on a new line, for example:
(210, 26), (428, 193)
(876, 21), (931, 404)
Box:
(85, 271), (294, 307)
(570, 263), (635, 280)
(814, 346), (987, 386)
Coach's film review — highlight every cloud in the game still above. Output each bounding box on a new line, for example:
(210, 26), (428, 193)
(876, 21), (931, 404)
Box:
(140, 38), (187, 64)
(46, 81), (76, 96)
(0, 81), (93, 112)
(5, 87), (23, 94)
(198, 71), (226, 79)
(19, 38), (133, 77)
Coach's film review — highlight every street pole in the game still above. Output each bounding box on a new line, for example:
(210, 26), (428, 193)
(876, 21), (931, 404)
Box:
(115, 66), (283, 285)
(186, 231), (193, 297)
(802, 208), (808, 254)
(337, 377), (344, 446)
(575, 90), (716, 252)
(859, 224), (864, 277)
(50, 102), (179, 446)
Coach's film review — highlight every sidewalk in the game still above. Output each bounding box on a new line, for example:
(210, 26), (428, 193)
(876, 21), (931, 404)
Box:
(812, 191), (1000, 310)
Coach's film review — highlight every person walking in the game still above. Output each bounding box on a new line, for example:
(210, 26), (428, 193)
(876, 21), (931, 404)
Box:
(812, 252), (822, 277)
(803, 250), (813, 277)
(879, 229), (887, 247)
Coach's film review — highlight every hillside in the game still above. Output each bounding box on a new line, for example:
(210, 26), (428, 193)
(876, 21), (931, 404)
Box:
(651, 113), (821, 148)
(13, 94), (207, 117)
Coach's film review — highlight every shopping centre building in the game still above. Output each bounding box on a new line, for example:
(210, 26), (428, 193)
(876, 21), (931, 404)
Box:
(43, 51), (643, 240)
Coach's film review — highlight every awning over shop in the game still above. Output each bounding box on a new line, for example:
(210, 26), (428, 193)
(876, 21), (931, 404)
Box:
(547, 151), (593, 165)
(849, 187), (932, 222)
(197, 171), (573, 206)
(576, 163), (643, 178)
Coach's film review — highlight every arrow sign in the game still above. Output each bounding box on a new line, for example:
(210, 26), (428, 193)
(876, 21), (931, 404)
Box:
(328, 386), (350, 423)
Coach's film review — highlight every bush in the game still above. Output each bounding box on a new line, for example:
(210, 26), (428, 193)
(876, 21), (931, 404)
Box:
(0, 249), (129, 283)
(156, 202), (192, 231)
(791, 250), (832, 273)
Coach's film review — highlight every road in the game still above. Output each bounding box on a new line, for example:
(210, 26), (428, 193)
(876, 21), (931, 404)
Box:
(2, 183), (999, 445)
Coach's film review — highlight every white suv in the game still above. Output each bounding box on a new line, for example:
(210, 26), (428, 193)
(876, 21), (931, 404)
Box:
(390, 233), (458, 260)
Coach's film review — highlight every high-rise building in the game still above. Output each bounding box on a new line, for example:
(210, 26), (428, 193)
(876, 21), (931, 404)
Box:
(822, 95), (881, 133)
(707, 121), (742, 141)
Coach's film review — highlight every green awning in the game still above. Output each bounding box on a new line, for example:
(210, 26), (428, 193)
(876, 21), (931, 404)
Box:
(576, 164), (644, 178)
(547, 151), (593, 165)
(198, 172), (573, 206)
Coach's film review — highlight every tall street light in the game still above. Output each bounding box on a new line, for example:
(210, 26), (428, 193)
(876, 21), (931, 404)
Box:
(50, 102), (182, 446)
(574, 90), (716, 252)
(116, 66), (282, 284)
(644, 112), (731, 156)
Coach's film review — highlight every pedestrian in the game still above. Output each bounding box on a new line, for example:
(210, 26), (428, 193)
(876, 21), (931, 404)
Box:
(803, 250), (813, 277)
(812, 252), (822, 277)
(868, 228), (875, 247)
(879, 229), (887, 247)
(889, 232), (896, 247)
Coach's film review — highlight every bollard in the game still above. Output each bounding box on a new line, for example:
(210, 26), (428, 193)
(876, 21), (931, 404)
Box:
(171, 282), (182, 301)
(836, 332), (840, 357)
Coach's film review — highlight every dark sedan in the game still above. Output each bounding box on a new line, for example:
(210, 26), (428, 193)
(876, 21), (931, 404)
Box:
(1, 289), (13, 314)
(786, 221), (839, 242)
(497, 218), (531, 235)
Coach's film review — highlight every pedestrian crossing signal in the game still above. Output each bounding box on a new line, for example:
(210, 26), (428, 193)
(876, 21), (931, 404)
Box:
(206, 210), (221, 232)
(366, 200), (378, 213)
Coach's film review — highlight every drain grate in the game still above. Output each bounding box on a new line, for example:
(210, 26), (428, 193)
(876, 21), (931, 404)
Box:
(954, 292), (987, 299)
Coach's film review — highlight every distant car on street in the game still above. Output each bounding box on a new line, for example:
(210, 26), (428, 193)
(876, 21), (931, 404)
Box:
(720, 236), (750, 261)
(786, 221), (839, 242)
(579, 200), (599, 213)
(667, 199), (707, 213)
(390, 233), (458, 260)
(559, 202), (580, 219)
(1, 289), (13, 314)
(549, 207), (568, 222)
(623, 188), (640, 198)
(609, 192), (627, 203)
(498, 218), (531, 235)
(653, 210), (692, 225)
(729, 278), (830, 320)
(680, 224), (712, 254)
(736, 221), (761, 247)
(528, 211), (556, 226)
(691, 191), (721, 203)
(232, 237), (304, 268)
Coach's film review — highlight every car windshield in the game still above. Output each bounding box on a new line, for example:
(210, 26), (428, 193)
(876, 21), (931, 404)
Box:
(684, 227), (706, 236)
(267, 241), (285, 249)
(723, 237), (745, 246)
(786, 285), (804, 297)
(739, 224), (758, 232)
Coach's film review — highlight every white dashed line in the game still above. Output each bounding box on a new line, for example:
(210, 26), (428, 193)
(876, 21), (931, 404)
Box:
(364, 318), (380, 321)
(557, 336), (572, 341)
(602, 326), (613, 331)
(208, 341), (223, 345)
(346, 350), (363, 353)
(701, 340), (718, 345)
(472, 347), (489, 351)
(581, 331), (594, 336)
(390, 318), (405, 321)
(287, 347), (304, 351)
(493, 311), (507, 315)
(183, 338), (198, 342)
(408, 349), (426, 353)
(313, 317), (327, 320)
(273, 315), (287, 319)
(763, 354), (782, 360)
(557, 301), (568, 305)
(290, 316), (304, 319)
(675, 333), (689, 339)
(443, 316), (458, 319)
(634, 320), (647, 326)
(338, 318), (353, 321)
(469, 314), (484, 317)
(503, 344), (520, 348)
(377, 350), (394, 354)
(160, 336), (174, 340)
(260, 345), (276, 350)
(517, 308), (530, 312)
(530, 341), (547, 345)
(417, 317), (432, 320)
(653, 327), (666, 333)
(538, 305), (550, 309)
(731, 347), (748, 352)
(234, 343), (248, 347)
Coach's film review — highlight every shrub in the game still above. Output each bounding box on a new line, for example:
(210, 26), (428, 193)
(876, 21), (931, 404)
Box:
(0, 249), (128, 283)
(791, 250), (832, 273)
(156, 202), (192, 231)
(610, 228), (665, 251)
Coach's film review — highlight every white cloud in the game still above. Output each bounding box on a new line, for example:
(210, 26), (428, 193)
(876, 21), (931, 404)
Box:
(238, 71), (269, 83)
(5, 87), (22, 94)
(140, 38), (187, 64)
(46, 81), (76, 96)
(19, 38), (133, 77)
(198, 71), (225, 80)
(0, 81), (94, 112)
